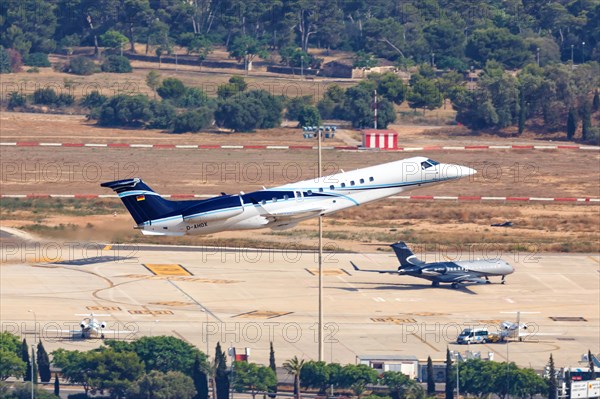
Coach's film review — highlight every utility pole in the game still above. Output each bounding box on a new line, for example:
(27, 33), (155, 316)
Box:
(373, 90), (378, 129)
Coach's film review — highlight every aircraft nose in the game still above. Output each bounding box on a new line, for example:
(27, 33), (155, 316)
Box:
(439, 164), (477, 180)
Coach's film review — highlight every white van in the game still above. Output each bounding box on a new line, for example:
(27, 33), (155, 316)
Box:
(457, 328), (490, 344)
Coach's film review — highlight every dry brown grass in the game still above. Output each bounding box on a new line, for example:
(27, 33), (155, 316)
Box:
(2, 199), (597, 254)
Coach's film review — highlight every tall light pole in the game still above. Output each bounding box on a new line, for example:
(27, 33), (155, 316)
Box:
(582, 42), (585, 63)
(201, 308), (209, 357)
(453, 352), (460, 398)
(571, 44), (575, 69)
(28, 309), (37, 343)
(317, 127), (324, 362)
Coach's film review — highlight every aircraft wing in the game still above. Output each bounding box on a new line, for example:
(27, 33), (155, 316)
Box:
(350, 261), (398, 274)
(437, 273), (488, 284)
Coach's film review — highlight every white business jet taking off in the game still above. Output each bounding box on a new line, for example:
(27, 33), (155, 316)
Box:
(101, 157), (475, 236)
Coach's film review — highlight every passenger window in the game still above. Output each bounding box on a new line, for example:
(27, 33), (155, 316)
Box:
(261, 200), (266, 205)
(330, 185), (335, 190)
(319, 188), (324, 192)
(283, 195), (289, 200)
(360, 178), (365, 184)
(369, 177), (374, 182)
(350, 181), (355, 186)
(272, 197), (277, 202)
(307, 190), (312, 195)
(341, 183), (346, 188)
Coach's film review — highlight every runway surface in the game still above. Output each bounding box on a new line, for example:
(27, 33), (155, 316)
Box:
(1, 238), (598, 369)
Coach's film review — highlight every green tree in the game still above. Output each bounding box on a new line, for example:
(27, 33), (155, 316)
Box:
(342, 86), (395, 128)
(297, 105), (321, 128)
(21, 339), (30, 381)
(0, 46), (11, 73)
(408, 77), (442, 112)
(466, 28), (530, 69)
(340, 364), (378, 398)
(99, 30), (129, 51)
(233, 361), (277, 399)
(593, 91), (600, 112)
(426, 356), (435, 395)
(173, 109), (213, 133)
(119, 0), (152, 53)
(107, 336), (205, 376)
(214, 343), (230, 399)
(228, 35), (268, 74)
(217, 76), (248, 99)
(37, 341), (51, 383)
(283, 356), (305, 399)
(268, 342), (277, 399)
(54, 374), (60, 397)
(353, 51), (378, 70)
(192, 353), (209, 399)
(0, 349), (26, 380)
(286, 96), (314, 120)
(518, 89), (526, 135)
(581, 100), (592, 141)
(128, 370), (196, 399)
(101, 55), (132, 73)
(146, 71), (161, 99)
(445, 349), (453, 399)
(567, 107), (578, 140)
(97, 94), (153, 127)
(66, 56), (97, 75)
(300, 361), (329, 394)
(382, 371), (419, 399)
(547, 354), (557, 399)
(157, 78), (187, 100)
(368, 72), (407, 105)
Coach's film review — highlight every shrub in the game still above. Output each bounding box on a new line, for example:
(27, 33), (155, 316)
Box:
(286, 95), (313, 120)
(173, 108), (213, 133)
(148, 100), (176, 129)
(101, 55), (132, 73)
(7, 91), (26, 109)
(26, 67), (40, 73)
(80, 91), (108, 108)
(297, 105), (321, 127)
(157, 78), (186, 99)
(33, 88), (59, 105)
(25, 52), (51, 67)
(57, 93), (75, 106)
(67, 56), (97, 75)
(178, 87), (211, 108)
(98, 94), (153, 127)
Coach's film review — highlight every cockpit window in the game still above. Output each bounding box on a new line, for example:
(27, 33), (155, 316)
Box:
(421, 159), (440, 170)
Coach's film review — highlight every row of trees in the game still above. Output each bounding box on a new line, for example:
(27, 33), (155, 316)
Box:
(1, 0), (599, 71)
(450, 60), (600, 140)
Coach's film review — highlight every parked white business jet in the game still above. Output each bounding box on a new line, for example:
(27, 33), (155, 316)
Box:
(101, 157), (475, 236)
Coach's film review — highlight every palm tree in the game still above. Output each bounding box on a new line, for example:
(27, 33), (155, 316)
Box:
(283, 356), (305, 399)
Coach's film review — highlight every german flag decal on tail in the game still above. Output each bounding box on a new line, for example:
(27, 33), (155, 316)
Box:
(136, 195), (145, 201)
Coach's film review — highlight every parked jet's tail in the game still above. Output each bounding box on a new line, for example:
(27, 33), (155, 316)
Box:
(391, 241), (426, 268)
(101, 178), (187, 225)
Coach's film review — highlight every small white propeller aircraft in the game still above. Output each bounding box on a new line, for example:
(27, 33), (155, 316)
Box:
(499, 311), (559, 341)
(48, 313), (117, 339)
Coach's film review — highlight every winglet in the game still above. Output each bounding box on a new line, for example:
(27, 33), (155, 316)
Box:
(350, 261), (361, 271)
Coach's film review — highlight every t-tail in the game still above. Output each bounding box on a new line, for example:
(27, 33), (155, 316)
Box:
(101, 178), (186, 226)
(390, 241), (425, 269)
